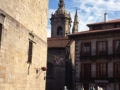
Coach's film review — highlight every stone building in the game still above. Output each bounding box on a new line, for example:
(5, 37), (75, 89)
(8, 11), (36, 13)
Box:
(69, 15), (120, 90)
(46, 0), (78, 90)
(0, 0), (48, 90)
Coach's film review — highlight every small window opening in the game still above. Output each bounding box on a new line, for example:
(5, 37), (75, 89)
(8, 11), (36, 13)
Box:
(27, 41), (33, 63)
(0, 24), (2, 48)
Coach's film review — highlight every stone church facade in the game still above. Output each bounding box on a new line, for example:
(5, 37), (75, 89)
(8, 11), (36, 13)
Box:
(46, 0), (78, 90)
(0, 0), (48, 90)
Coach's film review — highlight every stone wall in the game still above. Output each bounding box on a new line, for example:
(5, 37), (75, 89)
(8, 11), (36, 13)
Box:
(0, 0), (48, 41)
(74, 40), (81, 90)
(0, 0), (48, 90)
(70, 41), (75, 66)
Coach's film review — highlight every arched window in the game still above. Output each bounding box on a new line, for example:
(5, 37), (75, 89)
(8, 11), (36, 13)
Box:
(47, 63), (54, 77)
(57, 26), (63, 35)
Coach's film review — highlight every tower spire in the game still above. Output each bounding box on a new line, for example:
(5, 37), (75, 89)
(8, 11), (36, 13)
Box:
(75, 9), (78, 16)
(72, 9), (79, 33)
(59, 0), (65, 8)
(55, 0), (67, 14)
(75, 9), (78, 22)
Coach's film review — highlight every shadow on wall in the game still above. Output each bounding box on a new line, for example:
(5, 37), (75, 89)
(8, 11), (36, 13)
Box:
(46, 44), (75, 90)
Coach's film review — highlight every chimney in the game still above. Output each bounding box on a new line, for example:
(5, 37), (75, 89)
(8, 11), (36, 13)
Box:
(104, 13), (108, 23)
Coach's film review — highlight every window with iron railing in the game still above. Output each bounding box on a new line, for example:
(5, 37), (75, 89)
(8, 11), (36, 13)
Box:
(81, 42), (91, 56)
(81, 63), (91, 78)
(96, 63), (108, 78)
(97, 41), (107, 56)
(114, 40), (120, 55)
(114, 62), (120, 78)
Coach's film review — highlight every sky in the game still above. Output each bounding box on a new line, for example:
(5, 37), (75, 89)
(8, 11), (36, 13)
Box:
(47, 0), (120, 37)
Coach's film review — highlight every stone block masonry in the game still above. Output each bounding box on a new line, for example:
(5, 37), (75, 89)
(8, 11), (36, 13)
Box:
(0, 0), (48, 41)
(0, 0), (48, 90)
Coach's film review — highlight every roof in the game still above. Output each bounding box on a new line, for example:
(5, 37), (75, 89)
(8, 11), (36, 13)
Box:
(68, 27), (120, 36)
(87, 19), (120, 26)
(47, 38), (71, 48)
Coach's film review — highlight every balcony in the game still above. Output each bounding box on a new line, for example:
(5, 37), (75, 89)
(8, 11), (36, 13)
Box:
(79, 71), (120, 83)
(80, 54), (120, 61)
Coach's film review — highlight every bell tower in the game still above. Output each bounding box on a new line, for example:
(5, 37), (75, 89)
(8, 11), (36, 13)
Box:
(50, 0), (72, 38)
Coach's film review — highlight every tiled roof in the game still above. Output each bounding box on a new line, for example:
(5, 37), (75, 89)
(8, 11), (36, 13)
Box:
(47, 38), (71, 48)
(87, 19), (120, 26)
(68, 27), (120, 36)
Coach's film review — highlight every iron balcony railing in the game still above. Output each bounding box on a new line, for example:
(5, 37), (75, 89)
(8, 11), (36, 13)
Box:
(80, 54), (120, 60)
(79, 71), (120, 83)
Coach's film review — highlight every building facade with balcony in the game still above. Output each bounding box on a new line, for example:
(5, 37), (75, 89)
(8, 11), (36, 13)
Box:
(69, 19), (120, 90)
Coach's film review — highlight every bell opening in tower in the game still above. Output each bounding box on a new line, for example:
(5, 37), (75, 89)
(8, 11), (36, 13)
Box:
(57, 26), (63, 36)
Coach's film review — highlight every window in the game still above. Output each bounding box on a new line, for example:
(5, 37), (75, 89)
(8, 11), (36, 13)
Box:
(27, 41), (33, 63)
(97, 41), (107, 55)
(81, 63), (91, 78)
(96, 63), (108, 78)
(57, 26), (63, 35)
(114, 40), (120, 54)
(81, 42), (91, 56)
(114, 62), (120, 78)
(0, 24), (2, 47)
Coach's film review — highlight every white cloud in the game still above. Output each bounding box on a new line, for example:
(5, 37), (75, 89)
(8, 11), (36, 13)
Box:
(48, 0), (120, 37)
(70, 0), (120, 30)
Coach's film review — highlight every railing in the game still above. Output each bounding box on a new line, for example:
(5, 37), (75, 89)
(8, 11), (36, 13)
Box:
(80, 54), (120, 60)
(80, 71), (120, 82)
